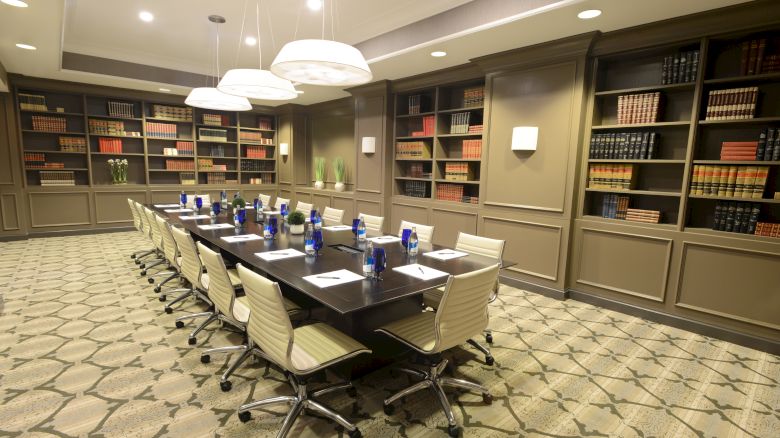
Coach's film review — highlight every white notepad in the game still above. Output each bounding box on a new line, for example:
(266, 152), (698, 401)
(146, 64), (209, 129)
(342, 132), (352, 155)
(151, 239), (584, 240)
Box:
(178, 214), (210, 220)
(256, 249), (306, 261)
(423, 249), (469, 261)
(393, 264), (449, 281)
(197, 223), (235, 230)
(221, 234), (263, 243)
(155, 203), (181, 208)
(368, 235), (402, 243)
(303, 269), (365, 288)
(323, 225), (352, 231)
(164, 208), (193, 213)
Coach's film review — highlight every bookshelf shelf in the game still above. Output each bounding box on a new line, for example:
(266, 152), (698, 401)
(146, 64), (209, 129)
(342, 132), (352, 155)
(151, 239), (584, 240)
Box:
(396, 136), (434, 140)
(395, 177), (431, 181)
(26, 167), (88, 171)
(147, 154), (195, 158)
(200, 170), (239, 173)
(144, 117), (193, 123)
(437, 106), (484, 114)
(588, 159), (686, 164)
(21, 150), (86, 155)
(88, 133), (143, 139)
(241, 142), (275, 146)
(148, 169), (195, 173)
(237, 127), (275, 132)
(684, 227), (780, 242)
(147, 137), (193, 141)
(582, 215), (678, 230)
(436, 133), (484, 138)
(688, 194), (780, 204)
(703, 72), (780, 85)
(91, 152), (145, 156)
(594, 82), (695, 96)
(87, 115), (143, 121)
(241, 157), (276, 161)
(591, 121), (690, 130)
(395, 158), (433, 162)
(698, 116), (780, 125)
(435, 179), (480, 185)
(197, 140), (239, 144)
(585, 188), (681, 197)
(21, 110), (84, 116)
(240, 170), (276, 173)
(22, 130), (86, 135)
(396, 111), (436, 118)
(435, 158), (482, 162)
(693, 160), (780, 165)
(196, 123), (237, 129)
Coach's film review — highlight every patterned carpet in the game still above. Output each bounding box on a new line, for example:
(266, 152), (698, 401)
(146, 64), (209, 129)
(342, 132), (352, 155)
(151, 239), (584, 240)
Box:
(0, 231), (778, 437)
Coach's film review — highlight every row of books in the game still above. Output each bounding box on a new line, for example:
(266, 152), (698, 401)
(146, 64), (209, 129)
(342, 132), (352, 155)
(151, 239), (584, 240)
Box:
(407, 95), (426, 115)
(257, 117), (273, 130)
(468, 124), (483, 134)
(245, 145), (267, 159)
(27, 163), (65, 169)
(756, 129), (780, 161)
(180, 172), (196, 185)
(40, 170), (75, 186)
(661, 50), (700, 84)
(690, 165), (769, 198)
(24, 152), (51, 167)
(449, 112), (471, 134)
(239, 131), (273, 144)
(617, 92), (661, 125)
(203, 114), (230, 126)
(98, 138), (123, 153)
(712, 201), (761, 234)
(588, 132), (658, 159)
(198, 158), (227, 170)
(625, 208), (661, 224)
(739, 38), (780, 75)
(177, 141), (194, 156)
(600, 194), (629, 219)
(409, 115), (435, 137)
(206, 173), (235, 185)
(90, 119), (140, 136)
(407, 163), (430, 179)
(396, 141), (430, 159)
(199, 128), (228, 142)
(240, 161), (274, 171)
(587, 164), (637, 189)
(462, 87), (485, 108)
(403, 180), (428, 198)
(209, 145), (226, 157)
(444, 162), (475, 181)
(152, 104), (192, 122)
(755, 222), (780, 238)
(19, 93), (48, 112)
(59, 136), (86, 152)
(435, 183), (470, 203)
(146, 122), (178, 138)
(165, 159), (195, 171)
(32, 116), (67, 132)
(719, 141), (758, 161)
(248, 174), (274, 184)
(107, 101), (135, 118)
(704, 87), (758, 120)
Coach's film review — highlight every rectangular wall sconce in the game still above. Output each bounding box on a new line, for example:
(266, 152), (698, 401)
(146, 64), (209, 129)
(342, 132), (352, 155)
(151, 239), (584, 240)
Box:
(511, 126), (539, 151)
(280, 143), (289, 156)
(361, 136), (376, 154)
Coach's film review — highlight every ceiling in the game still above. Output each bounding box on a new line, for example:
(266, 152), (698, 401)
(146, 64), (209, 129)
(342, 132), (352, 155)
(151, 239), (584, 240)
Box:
(0, 0), (753, 106)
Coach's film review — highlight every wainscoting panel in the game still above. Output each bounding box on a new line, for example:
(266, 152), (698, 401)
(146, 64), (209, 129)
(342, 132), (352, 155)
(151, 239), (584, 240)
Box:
(482, 215), (562, 281)
(29, 191), (92, 228)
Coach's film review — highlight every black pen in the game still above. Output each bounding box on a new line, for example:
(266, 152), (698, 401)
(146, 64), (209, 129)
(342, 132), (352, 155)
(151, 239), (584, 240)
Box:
(418, 266), (425, 275)
(317, 276), (340, 279)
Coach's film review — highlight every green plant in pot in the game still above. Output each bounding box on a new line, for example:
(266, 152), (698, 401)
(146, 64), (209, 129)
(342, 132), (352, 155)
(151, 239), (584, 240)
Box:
(287, 210), (306, 234)
(314, 157), (326, 189)
(333, 157), (345, 192)
(232, 196), (246, 228)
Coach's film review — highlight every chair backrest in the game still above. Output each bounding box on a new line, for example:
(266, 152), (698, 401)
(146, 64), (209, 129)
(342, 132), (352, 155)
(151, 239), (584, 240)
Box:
(295, 201), (313, 218)
(455, 232), (505, 262)
(275, 197), (290, 210)
(170, 226), (204, 289)
(238, 263), (295, 371)
(156, 215), (178, 266)
(398, 220), (435, 243)
(258, 193), (271, 208)
(197, 242), (237, 318)
(127, 198), (141, 231)
(358, 213), (384, 233)
(186, 194), (211, 208)
(143, 207), (164, 250)
(134, 202), (150, 237)
(322, 207), (344, 226)
(434, 264), (500, 352)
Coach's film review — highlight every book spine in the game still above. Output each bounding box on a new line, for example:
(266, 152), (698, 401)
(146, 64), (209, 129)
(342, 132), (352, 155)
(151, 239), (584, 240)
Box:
(756, 129), (768, 161)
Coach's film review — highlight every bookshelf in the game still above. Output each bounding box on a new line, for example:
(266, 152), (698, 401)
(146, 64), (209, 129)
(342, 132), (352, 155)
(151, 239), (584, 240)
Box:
(392, 80), (485, 204)
(14, 89), (277, 188)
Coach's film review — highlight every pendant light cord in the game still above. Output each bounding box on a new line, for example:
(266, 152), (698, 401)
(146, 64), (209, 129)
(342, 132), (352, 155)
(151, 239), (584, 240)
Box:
(321, 0), (325, 40)
(264, 0), (276, 52)
(330, 0), (335, 40)
(256, 0), (262, 68)
(235, 0), (248, 69)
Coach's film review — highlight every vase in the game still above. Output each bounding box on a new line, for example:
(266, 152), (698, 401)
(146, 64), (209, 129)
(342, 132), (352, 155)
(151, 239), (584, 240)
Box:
(112, 180), (127, 185)
(314, 181), (325, 189)
(289, 224), (305, 235)
(334, 182), (345, 192)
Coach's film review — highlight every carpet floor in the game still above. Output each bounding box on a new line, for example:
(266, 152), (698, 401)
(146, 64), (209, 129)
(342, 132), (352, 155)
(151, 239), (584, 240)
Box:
(0, 231), (777, 437)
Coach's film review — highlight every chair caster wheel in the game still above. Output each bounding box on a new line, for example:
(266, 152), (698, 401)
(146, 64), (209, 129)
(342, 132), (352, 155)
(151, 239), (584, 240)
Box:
(238, 411), (251, 423)
(383, 404), (395, 415)
(448, 425), (461, 437)
(175, 321), (184, 328)
(154, 286), (161, 293)
(139, 263), (145, 269)
(135, 259), (141, 265)
(147, 278), (155, 284)
(346, 386), (357, 397)
(348, 429), (362, 438)
(485, 355), (494, 366)
(131, 254), (136, 259)
(485, 334), (493, 344)
(201, 355), (210, 364)
(164, 306), (172, 314)
(220, 380), (232, 392)
(159, 295), (167, 302)
(188, 337), (196, 345)
(483, 393), (493, 405)
(140, 271), (147, 276)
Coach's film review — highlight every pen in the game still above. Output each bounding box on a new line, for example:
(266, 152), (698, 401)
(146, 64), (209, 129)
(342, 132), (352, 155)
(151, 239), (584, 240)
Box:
(418, 266), (425, 275)
(317, 276), (340, 279)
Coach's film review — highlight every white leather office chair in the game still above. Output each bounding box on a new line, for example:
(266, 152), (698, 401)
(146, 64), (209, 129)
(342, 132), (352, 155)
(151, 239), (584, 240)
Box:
(322, 207), (345, 226)
(275, 197), (290, 210)
(148, 215), (190, 301)
(133, 201), (161, 267)
(140, 207), (167, 276)
(128, 199), (155, 261)
(257, 193), (271, 208)
(295, 201), (313, 218)
(397, 220), (435, 243)
(358, 213), (384, 234)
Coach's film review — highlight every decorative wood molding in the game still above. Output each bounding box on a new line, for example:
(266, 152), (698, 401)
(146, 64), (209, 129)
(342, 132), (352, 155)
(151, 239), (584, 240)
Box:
(28, 191), (92, 228)
(483, 201), (564, 213)
(472, 32), (597, 73)
(482, 215), (563, 281)
(1, 193), (21, 231)
(389, 63), (484, 94)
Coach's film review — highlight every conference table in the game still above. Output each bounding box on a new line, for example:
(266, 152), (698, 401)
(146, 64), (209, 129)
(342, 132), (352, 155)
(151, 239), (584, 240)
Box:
(154, 205), (506, 375)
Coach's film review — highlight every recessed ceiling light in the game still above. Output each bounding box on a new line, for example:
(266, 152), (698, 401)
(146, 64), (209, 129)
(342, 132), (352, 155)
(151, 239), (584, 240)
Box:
(577, 9), (601, 19)
(245, 36), (257, 46)
(159, 88), (171, 92)
(139, 11), (154, 22)
(2, 0), (29, 7)
(15, 43), (36, 50)
(431, 51), (447, 57)
(306, 0), (322, 11)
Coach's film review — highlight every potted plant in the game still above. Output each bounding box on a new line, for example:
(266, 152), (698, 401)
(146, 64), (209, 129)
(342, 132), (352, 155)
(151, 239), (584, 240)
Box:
(288, 210), (306, 234)
(333, 157), (345, 192)
(314, 157), (326, 189)
(107, 158), (128, 184)
(232, 196), (247, 228)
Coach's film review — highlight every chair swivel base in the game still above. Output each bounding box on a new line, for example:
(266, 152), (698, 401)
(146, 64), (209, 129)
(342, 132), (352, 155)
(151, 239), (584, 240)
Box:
(383, 358), (492, 438)
(200, 344), (251, 392)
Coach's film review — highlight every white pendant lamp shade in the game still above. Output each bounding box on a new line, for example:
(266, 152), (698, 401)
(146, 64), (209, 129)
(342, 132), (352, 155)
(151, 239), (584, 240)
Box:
(185, 87), (252, 111)
(217, 69), (298, 100)
(271, 39), (372, 86)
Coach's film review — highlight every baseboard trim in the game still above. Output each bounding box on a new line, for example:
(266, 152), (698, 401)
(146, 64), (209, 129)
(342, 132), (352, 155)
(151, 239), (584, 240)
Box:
(567, 289), (780, 355)
(0, 226), (135, 241)
(500, 275), (568, 300)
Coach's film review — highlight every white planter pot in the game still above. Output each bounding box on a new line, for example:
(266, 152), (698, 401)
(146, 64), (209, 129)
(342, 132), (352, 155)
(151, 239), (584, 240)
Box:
(334, 182), (345, 192)
(289, 224), (305, 234)
(314, 181), (325, 189)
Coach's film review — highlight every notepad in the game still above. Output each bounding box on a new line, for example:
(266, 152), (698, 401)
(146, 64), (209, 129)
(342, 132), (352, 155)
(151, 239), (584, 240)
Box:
(155, 203), (181, 208)
(368, 235), (402, 243)
(303, 269), (365, 288)
(221, 234), (263, 243)
(323, 225), (352, 231)
(256, 249), (306, 261)
(197, 223), (234, 230)
(178, 214), (210, 221)
(393, 264), (448, 281)
(164, 208), (193, 213)
(423, 249), (469, 261)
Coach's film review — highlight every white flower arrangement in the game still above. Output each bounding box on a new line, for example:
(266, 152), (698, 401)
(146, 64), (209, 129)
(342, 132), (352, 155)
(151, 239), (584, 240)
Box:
(107, 158), (129, 184)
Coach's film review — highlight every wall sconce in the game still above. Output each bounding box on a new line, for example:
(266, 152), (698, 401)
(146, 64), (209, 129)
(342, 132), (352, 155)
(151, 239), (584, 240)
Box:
(279, 142), (289, 156)
(361, 136), (376, 154)
(511, 126), (538, 151)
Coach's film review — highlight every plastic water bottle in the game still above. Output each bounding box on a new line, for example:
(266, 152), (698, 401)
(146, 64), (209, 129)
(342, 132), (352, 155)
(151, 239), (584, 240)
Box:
(304, 223), (316, 256)
(408, 227), (419, 256)
(314, 211), (322, 230)
(220, 190), (228, 209)
(255, 198), (263, 222)
(357, 217), (367, 242)
(362, 241), (374, 277)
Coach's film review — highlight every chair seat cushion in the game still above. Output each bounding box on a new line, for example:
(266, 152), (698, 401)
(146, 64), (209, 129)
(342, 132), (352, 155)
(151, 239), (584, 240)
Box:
(377, 311), (436, 353)
(233, 295), (301, 324)
(290, 323), (370, 374)
(422, 286), (445, 309)
(201, 268), (242, 290)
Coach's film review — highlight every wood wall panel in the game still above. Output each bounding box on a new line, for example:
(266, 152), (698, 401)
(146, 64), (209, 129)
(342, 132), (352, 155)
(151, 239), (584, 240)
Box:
(332, 197), (355, 222)
(312, 194), (332, 210)
(356, 199), (381, 218)
(0, 94), (13, 186)
(676, 242), (780, 330)
(482, 216), (561, 281)
(310, 113), (355, 189)
(95, 191), (146, 224)
(1, 193), (20, 230)
(355, 94), (385, 193)
(390, 203), (429, 236)
(576, 228), (672, 302)
(150, 190), (180, 204)
(277, 114), (293, 184)
(28, 191), (91, 228)
(430, 208), (477, 247)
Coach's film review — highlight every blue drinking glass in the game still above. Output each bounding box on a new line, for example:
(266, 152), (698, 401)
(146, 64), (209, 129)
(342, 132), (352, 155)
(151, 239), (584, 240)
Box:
(269, 217), (278, 238)
(310, 209), (317, 222)
(212, 202), (221, 216)
(237, 208), (246, 225)
(373, 247), (386, 280)
(180, 192), (187, 206)
(253, 198), (259, 210)
(401, 228), (412, 251)
(313, 230), (323, 255)
(195, 196), (203, 211)
(352, 219), (360, 237)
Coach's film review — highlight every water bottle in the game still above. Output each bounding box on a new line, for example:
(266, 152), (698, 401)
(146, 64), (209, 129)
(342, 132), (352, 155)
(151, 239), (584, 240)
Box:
(408, 227), (419, 256)
(255, 198), (263, 222)
(314, 211), (322, 230)
(362, 242), (374, 277)
(220, 190), (228, 209)
(357, 217), (367, 242)
(304, 223), (316, 256)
